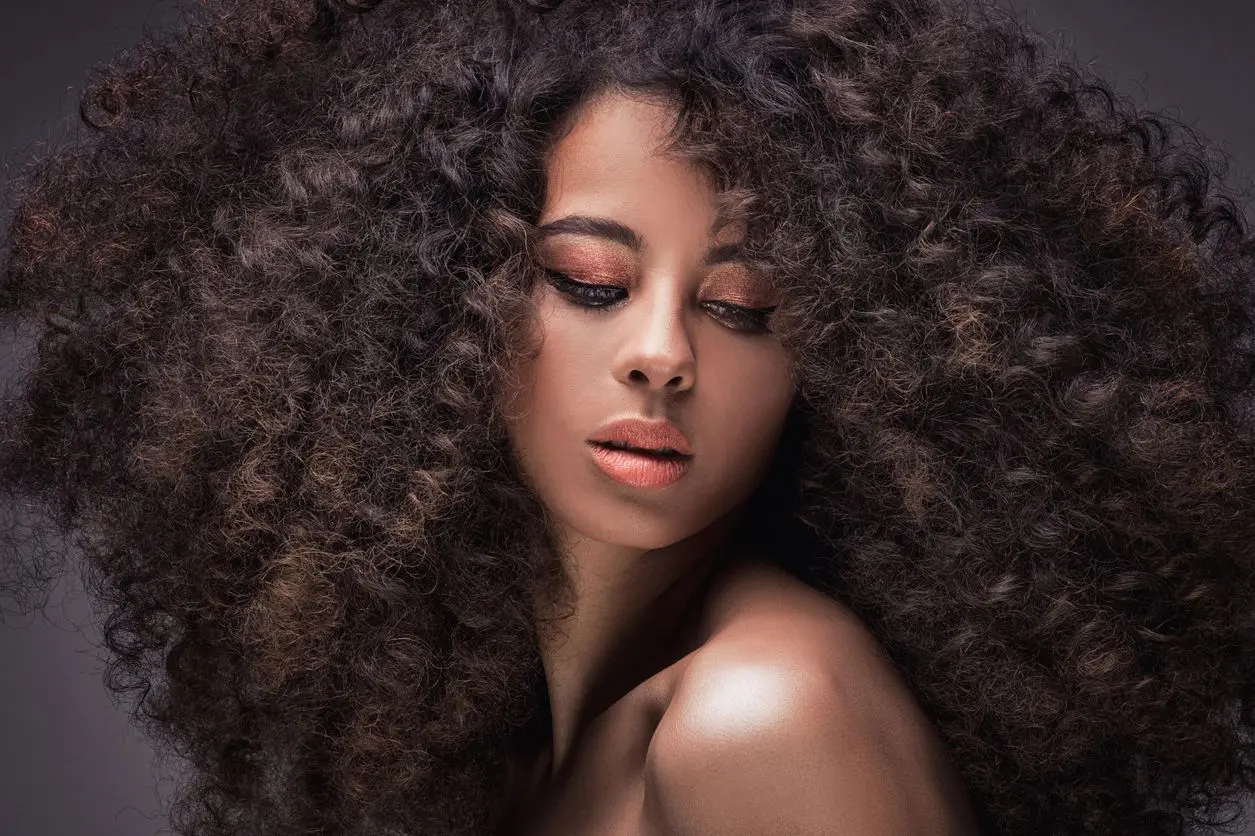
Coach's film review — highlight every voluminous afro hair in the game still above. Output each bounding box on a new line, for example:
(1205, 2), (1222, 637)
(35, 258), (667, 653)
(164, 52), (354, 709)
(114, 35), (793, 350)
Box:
(3, 0), (1255, 834)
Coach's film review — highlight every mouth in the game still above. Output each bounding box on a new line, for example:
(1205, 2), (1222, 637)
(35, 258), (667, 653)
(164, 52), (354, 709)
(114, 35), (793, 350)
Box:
(588, 440), (692, 461)
(587, 440), (693, 489)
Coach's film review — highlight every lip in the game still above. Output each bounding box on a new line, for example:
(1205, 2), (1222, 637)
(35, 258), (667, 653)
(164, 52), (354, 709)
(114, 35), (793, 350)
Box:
(587, 442), (692, 489)
(587, 417), (693, 456)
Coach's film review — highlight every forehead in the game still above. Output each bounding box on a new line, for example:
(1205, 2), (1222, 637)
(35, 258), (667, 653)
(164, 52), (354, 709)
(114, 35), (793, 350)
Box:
(541, 91), (738, 245)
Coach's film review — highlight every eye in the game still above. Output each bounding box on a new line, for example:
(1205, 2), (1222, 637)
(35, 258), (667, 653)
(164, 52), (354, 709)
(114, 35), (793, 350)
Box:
(544, 269), (625, 306)
(542, 269), (777, 335)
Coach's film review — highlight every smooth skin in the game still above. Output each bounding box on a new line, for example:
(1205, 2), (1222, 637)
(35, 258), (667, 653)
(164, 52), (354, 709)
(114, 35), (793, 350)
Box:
(500, 87), (796, 775)
(499, 90), (979, 835)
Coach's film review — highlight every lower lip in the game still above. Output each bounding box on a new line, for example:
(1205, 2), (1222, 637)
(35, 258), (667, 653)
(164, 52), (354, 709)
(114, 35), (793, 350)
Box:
(587, 443), (692, 489)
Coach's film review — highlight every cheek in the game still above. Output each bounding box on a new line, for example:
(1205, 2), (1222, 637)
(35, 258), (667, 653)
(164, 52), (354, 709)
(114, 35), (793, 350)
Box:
(504, 327), (591, 444)
(722, 343), (793, 404)
(499, 300), (561, 418)
(710, 353), (795, 454)
(528, 313), (602, 390)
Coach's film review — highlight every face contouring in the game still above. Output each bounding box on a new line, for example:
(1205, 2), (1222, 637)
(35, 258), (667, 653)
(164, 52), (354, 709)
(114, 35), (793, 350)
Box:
(502, 89), (796, 562)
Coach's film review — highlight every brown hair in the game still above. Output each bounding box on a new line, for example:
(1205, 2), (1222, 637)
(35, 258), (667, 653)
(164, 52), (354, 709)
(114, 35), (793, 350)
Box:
(3, 0), (1254, 833)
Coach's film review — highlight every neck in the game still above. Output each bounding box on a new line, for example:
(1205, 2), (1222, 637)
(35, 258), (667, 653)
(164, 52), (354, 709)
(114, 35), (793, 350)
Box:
(530, 506), (751, 781)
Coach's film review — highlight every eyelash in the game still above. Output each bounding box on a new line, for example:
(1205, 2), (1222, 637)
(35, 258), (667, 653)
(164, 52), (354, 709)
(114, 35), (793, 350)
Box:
(542, 269), (777, 335)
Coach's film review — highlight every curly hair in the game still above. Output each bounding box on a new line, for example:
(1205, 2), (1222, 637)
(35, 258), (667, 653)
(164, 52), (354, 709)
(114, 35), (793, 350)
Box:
(3, 0), (1255, 833)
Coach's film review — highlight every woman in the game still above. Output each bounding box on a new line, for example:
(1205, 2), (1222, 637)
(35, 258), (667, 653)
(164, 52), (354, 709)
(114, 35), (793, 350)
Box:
(2, 0), (1253, 834)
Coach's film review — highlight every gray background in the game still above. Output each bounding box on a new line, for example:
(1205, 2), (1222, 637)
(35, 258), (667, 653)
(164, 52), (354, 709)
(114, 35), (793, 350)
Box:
(1, 1), (1253, 834)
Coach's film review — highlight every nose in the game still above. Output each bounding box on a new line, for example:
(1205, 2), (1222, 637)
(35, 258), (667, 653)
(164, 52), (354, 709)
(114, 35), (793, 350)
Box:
(615, 290), (696, 394)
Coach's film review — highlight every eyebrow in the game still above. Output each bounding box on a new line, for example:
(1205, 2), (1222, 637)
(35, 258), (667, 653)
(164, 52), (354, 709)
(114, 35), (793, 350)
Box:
(535, 215), (744, 266)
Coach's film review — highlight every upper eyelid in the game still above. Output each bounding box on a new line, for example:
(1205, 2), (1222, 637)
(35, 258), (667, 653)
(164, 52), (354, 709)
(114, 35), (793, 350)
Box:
(538, 254), (772, 296)
(535, 242), (762, 282)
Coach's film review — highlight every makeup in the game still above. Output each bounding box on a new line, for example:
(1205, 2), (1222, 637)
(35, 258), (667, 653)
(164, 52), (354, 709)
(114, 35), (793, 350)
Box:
(587, 442), (692, 488)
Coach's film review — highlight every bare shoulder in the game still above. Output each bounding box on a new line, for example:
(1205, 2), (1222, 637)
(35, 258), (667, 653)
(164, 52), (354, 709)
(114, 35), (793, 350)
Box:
(641, 557), (983, 835)
(680, 556), (918, 732)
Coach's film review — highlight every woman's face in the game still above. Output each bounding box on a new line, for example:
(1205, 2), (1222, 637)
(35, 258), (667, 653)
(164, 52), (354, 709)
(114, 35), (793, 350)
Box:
(502, 90), (795, 552)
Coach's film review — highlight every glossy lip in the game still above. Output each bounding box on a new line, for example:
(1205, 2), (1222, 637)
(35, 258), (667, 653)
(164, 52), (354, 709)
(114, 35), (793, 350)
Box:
(586, 417), (693, 456)
(587, 443), (692, 489)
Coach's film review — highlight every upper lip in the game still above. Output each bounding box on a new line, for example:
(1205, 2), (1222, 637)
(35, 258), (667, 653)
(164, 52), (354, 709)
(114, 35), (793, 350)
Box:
(588, 417), (693, 456)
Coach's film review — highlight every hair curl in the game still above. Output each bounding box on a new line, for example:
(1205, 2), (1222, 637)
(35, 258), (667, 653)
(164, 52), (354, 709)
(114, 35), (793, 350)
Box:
(3, 0), (1255, 834)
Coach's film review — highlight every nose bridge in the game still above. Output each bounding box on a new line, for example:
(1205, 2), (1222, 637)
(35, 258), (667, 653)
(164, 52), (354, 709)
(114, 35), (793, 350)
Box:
(620, 266), (695, 388)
